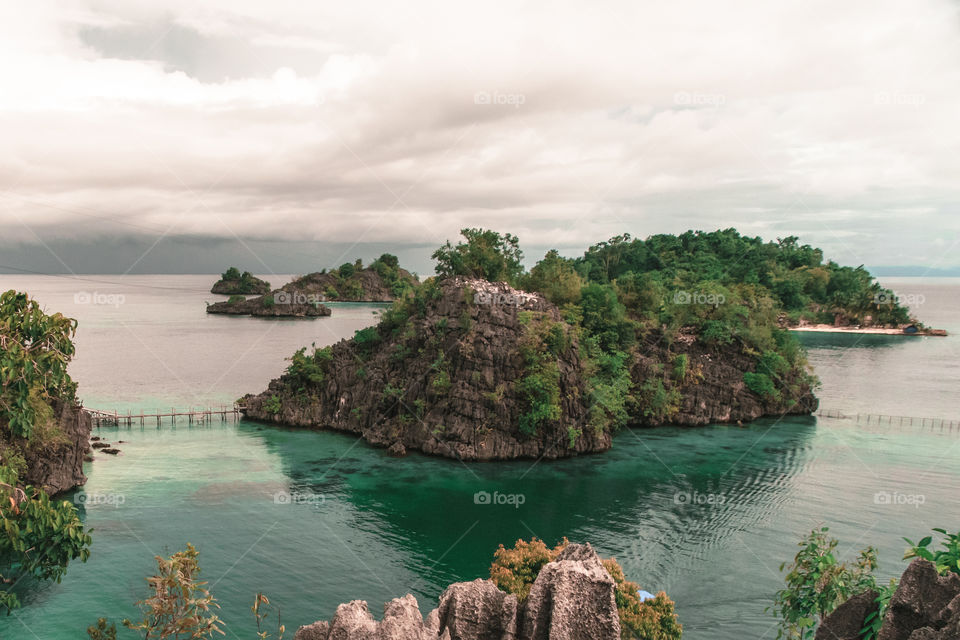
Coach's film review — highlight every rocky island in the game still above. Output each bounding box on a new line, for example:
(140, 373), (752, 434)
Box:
(210, 267), (271, 295)
(206, 254), (417, 317)
(241, 229), (830, 459)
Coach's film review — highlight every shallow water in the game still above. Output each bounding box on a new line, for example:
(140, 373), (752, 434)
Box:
(1, 274), (958, 640)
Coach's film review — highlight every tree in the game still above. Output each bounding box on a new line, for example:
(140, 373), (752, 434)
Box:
(524, 250), (584, 306)
(338, 263), (356, 278)
(432, 229), (524, 285)
(221, 267), (241, 281)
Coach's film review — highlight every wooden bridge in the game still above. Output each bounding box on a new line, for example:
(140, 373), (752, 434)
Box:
(816, 408), (960, 432)
(85, 405), (244, 428)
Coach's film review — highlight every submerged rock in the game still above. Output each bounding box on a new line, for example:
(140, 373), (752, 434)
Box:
(294, 543), (619, 640)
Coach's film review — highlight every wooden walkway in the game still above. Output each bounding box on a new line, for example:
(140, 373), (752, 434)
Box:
(817, 408), (960, 431)
(85, 405), (244, 427)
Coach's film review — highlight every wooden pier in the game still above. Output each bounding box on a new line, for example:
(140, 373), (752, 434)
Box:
(817, 408), (959, 432)
(85, 405), (244, 428)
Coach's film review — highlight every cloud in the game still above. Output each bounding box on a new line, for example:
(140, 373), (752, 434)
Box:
(1, 0), (959, 272)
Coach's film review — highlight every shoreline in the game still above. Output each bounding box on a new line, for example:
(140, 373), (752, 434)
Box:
(789, 324), (948, 336)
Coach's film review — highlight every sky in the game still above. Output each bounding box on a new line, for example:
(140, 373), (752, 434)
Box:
(1, 0), (960, 275)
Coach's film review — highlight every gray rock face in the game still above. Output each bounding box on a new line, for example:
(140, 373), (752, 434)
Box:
(815, 589), (878, 640)
(294, 543), (619, 640)
(520, 544), (620, 640)
(20, 400), (91, 495)
(877, 559), (960, 640)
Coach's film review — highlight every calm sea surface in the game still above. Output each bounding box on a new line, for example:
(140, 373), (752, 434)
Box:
(0, 274), (958, 640)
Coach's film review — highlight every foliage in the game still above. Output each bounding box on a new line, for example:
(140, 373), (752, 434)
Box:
(490, 538), (681, 640)
(582, 336), (632, 433)
(285, 346), (333, 393)
(861, 580), (897, 640)
(227, 295), (245, 304)
(770, 527), (879, 640)
(338, 262), (356, 278)
(524, 250), (584, 306)
(904, 528), (960, 576)
(433, 228), (524, 285)
(87, 618), (118, 640)
(218, 269), (265, 293)
(744, 372), (781, 402)
(514, 314), (565, 436)
(221, 267), (241, 281)
(252, 592), (284, 640)
(263, 395), (282, 415)
(0, 468), (92, 612)
(0, 290), (78, 438)
(123, 543), (224, 639)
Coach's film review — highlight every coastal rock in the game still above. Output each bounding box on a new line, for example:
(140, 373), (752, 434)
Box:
(243, 278), (609, 461)
(877, 559), (960, 640)
(294, 542), (620, 640)
(815, 590), (878, 640)
(520, 543), (620, 640)
(206, 291), (332, 317)
(387, 442), (407, 457)
(20, 400), (91, 495)
(282, 267), (417, 303)
(91, 441), (111, 449)
(435, 578), (518, 640)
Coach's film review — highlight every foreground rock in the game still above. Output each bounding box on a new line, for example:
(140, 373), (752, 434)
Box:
(294, 543), (619, 640)
(206, 292), (331, 317)
(817, 559), (960, 640)
(18, 400), (91, 495)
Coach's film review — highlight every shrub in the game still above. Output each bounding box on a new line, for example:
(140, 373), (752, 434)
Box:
(744, 372), (780, 402)
(770, 527), (879, 640)
(264, 395), (282, 415)
(338, 263), (356, 278)
(285, 346), (333, 392)
(432, 228), (524, 285)
(904, 528), (960, 576)
(227, 295), (245, 304)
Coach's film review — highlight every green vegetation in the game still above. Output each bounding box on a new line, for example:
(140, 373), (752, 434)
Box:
(489, 538), (682, 640)
(314, 254), (416, 300)
(514, 312), (565, 436)
(0, 291), (92, 612)
(285, 346), (333, 394)
(218, 268), (268, 294)
(433, 228), (524, 285)
(770, 527), (889, 640)
(904, 528), (960, 576)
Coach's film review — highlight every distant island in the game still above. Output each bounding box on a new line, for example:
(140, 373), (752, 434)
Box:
(240, 228), (936, 459)
(210, 267), (270, 295)
(206, 254), (417, 317)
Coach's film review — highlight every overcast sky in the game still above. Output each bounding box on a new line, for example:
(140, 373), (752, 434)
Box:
(1, 0), (959, 274)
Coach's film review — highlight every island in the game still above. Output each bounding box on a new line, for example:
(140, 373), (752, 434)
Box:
(241, 229), (926, 460)
(210, 267), (271, 295)
(205, 254), (417, 317)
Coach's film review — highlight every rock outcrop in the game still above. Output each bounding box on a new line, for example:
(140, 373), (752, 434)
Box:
(206, 292), (331, 317)
(814, 589), (878, 640)
(817, 559), (960, 640)
(630, 329), (819, 427)
(243, 278), (609, 460)
(293, 543), (620, 640)
(282, 267), (418, 302)
(243, 276), (818, 460)
(18, 400), (91, 495)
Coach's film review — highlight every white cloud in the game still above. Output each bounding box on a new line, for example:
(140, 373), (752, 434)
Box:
(1, 0), (959, 269)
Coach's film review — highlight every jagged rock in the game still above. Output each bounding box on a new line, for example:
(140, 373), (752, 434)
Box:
(878, 559), (960, 640)
(101, 448), (120, 455)
(90, 436), (101, 441)
(435, 578), (518, 640)
(387, 442), (407, 457)
(20, 400), (91, 495)
(281, 267), (418, 303)
(815, 589), (878, 640)
(242, 278), (610, 461)
(294, 596), (438, 640)
(295, 542), (621, 640)
(91, 442), (111, 449)
(520, 543), (620, 640)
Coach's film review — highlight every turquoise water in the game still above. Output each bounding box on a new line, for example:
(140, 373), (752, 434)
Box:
(1, 275), (958, 640)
